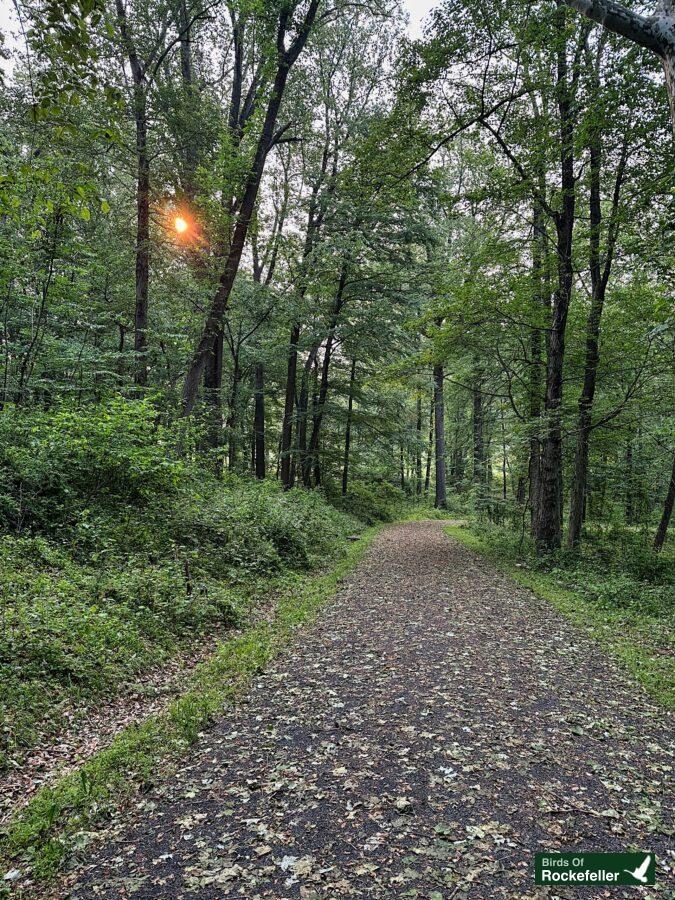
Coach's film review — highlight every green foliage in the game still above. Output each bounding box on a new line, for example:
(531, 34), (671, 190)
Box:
(0, 400), (182, 534)
(329, 478), (407, 524)
(0, 399), (363, 764)
(0, 526), (381, 884)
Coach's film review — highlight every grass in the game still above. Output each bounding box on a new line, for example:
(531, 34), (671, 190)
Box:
(444, 522), (674, 709)
(0, 525), (382, 889)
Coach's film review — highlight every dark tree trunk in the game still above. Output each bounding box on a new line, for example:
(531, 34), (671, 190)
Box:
(302, 269), (347, 486)
(253, 361), (265, 479)
(133, 111), (150, 387)
(533, 9), (577, 552)
(424, 398), (433, 496)
(415, 392), (423, 495)
(297, 343), (319, 476)
(182, 1), (320, 414)
(472, 364), (486, 508)
(654, 453), (675, 551)
(567, 114), (627, 548)
(433, 363), (447, 509)
(529, 199), (547, 535)
(342, 358), (356, 496)
(625, 438), (634, 524)
(280, 324), (300, 490)
(203, 329), (223, 466)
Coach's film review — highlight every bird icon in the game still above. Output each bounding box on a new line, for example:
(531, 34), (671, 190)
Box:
(623, 854), (651, 884)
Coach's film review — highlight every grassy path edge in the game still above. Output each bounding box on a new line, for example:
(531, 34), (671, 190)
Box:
(0, 525), (383, 887)
(444, 523), (674, 710)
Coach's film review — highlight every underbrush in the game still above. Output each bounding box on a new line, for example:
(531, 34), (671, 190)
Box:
(0, 400), (362, 767)
(445, 520), (674, 706)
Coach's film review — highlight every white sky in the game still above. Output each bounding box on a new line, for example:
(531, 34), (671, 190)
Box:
(403, 0), (438, 39)
(0, 1), (440, 76)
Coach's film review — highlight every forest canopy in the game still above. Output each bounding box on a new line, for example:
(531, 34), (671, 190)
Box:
(0, 0), (672, 551)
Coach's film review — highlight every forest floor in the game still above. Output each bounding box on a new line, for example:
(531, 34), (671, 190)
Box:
(55, 520), (673, 898)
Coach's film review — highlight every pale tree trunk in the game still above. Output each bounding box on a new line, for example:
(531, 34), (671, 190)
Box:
(433, 363), (447, 510)
(565, 0), (675, 135)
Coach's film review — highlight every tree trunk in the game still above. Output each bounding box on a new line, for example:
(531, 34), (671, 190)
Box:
(342, 358), (356, 496)
(424, 397), (433, 496)
(565, 0), (675, 136)
(280, 324), (300, 490)
(567, 87), (627, 548)
(433, 363), (447, 509)
(182, 1), (320, 414)
(472, 364), (486, 509)
(203, 329), (223, 468)
(654, 453), (675, 551)
(533, 8), (576, 552)
(133, 104), (150, 387)
(302, 269), (348, 486)
(413, 391), (422, 495)
(253, 362), (265, 479)
(625, 437), (634, 524)
(529, 199), (547, 535)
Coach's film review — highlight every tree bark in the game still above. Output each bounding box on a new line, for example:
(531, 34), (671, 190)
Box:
(564, 0), (675, 134)
(182, 1), (320, 414)
(433, 363), (447, 509)
(533, 6), (577, 552)
(302, 268), (348, 486)
(415, 391), (423, 495)
(253, 362), (265, 479)
(472, 363), (486, 509)
(280, 324), (300, 490)
(567, 94), (628, 548)
(654, 453), (675, 551)
(342, 358), (356, 495)
(424, 397), (433, 496)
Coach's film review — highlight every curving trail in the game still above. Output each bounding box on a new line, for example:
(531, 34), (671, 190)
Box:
(62, 521), (673, 898)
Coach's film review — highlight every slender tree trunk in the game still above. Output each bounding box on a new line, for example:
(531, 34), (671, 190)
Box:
(529, 200), (546, 535)
(433, 363), (447, 509)
(415, 391), (423, 495)
(203, 329), (223, 466)
(424, 397), (433, 496)
(280, 324), (300, 489)
(254, 362), (265, 479)
(534, 9), (576, 552)
(625, 437), (634, 524)
(567, 98), (627, 548)
(303, 269), (347, 486)
(342, 358), (356, 496)
(182, 1), (320, 414)
(472, 363), (486, 509)
(133, 104), (150, 387)
(654, 453), (675, 551)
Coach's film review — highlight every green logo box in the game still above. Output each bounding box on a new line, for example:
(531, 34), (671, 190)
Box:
(535, 852), (656, 886)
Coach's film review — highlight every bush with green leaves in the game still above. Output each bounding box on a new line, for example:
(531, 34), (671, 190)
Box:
(0, 400), (363, 763)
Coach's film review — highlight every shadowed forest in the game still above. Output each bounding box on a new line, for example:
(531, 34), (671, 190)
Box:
(0, 0), (673, 893)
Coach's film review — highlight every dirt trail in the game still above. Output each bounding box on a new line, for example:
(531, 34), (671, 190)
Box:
(61, 521), (673, 898)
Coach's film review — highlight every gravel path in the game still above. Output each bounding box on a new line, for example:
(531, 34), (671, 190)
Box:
(62, 521), (673, 898)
